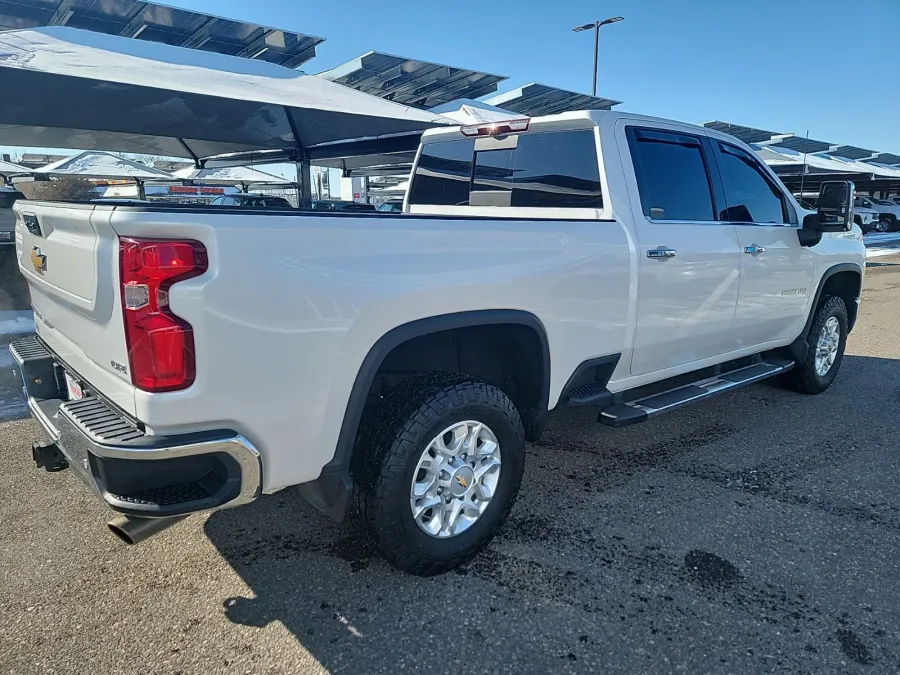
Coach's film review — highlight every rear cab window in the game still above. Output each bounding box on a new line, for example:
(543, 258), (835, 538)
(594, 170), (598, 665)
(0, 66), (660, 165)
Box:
(407, 122), (607, 219)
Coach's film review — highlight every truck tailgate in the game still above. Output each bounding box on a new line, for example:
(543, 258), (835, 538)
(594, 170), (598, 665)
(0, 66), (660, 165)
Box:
(15, 202), (136, 415)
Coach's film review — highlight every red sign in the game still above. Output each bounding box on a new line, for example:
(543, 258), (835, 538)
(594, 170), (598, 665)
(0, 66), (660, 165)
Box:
(166, 186), (226, 195)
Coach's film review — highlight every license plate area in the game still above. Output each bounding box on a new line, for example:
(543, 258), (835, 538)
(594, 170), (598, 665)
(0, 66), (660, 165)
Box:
(64, 371), (84, 401)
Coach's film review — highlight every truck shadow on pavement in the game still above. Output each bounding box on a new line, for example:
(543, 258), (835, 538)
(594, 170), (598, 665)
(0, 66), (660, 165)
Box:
(204, 354), (900, 674)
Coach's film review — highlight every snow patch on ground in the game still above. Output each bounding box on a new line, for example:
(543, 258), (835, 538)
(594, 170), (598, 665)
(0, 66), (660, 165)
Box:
(0, 311), (34, 337)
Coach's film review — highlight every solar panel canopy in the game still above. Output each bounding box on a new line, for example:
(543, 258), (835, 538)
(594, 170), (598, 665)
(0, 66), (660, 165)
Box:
(484, 83), (621, 117)
(319, 51), (507, 109)
(0, 0), (323, 68)
(705, 121), (899, 171)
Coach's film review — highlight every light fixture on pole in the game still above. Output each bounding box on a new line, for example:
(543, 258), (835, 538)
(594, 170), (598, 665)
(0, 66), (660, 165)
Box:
(572, 16), (624, 97)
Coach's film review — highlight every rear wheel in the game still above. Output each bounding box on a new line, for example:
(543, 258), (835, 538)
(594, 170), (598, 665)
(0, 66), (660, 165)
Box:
(355, 373), (525, 575)
(783, 296), (848, 394)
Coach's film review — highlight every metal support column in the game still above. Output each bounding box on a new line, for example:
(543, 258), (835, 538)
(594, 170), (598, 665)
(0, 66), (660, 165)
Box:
(295, 158), (312, 209)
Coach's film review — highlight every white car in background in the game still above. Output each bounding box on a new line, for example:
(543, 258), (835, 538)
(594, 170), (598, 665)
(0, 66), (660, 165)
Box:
(855, 196), (900, 231)
(798, 193), (882, 232)
(0, 186), (26, 244)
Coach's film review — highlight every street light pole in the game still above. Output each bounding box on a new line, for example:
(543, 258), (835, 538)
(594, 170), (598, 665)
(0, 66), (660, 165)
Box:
(573, 16), (624, 97)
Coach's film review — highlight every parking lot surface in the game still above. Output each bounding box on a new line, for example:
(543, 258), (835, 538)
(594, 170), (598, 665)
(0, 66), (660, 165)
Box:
(2, 259), (900, 674)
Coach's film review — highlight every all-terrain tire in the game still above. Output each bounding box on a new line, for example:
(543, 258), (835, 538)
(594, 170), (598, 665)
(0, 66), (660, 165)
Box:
(355, 372), (525, 576)
(782, 296), (848, 394)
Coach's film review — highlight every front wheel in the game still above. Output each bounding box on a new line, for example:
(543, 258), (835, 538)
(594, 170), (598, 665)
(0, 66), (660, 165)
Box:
(783, 296), (848, 394)
(355, 373), (525, 575)
(877, 219), (890, 233)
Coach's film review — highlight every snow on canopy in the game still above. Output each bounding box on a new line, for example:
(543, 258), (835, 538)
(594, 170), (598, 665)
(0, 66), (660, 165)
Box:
(33, 152), (174, 180)
(0, 26), (453, 160)
(172, 166), (289, 184)
(428, 98), (523, 125)
(0, 159), (31, 176)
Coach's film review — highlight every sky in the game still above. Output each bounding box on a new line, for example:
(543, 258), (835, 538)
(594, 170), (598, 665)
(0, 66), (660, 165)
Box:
(3, 0), (899, 162)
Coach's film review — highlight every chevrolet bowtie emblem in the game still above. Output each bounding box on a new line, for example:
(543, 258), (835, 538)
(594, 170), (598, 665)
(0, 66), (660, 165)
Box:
(31, 247), (46, 275)
(456, 475), (468, 489)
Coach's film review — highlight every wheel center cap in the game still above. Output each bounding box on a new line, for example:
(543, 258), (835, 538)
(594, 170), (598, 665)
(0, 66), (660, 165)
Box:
(449, 466), (475, 497)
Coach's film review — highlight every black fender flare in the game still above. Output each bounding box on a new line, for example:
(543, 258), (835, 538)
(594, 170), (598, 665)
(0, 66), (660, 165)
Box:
(298, 310), (551, 521)
(787, 263), (863, 364)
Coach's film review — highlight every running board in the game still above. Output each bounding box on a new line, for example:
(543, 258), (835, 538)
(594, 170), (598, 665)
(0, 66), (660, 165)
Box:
(598, 358), (794, 428)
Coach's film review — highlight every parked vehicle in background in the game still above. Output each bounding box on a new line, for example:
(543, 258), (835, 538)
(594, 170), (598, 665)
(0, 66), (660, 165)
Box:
(210, 193), (294, 209)
(798, 193), (881, 232)
(855, 195), (898, 231)
(10, 110), (864, 576)
(312, 200), (376, 212)
(0, 187), (25, 244)
(376, 200), (404, 212)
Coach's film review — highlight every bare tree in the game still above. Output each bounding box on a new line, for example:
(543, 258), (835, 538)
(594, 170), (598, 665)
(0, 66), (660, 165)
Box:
(118, 153), (160, 167)
(19, 178), (98, 202)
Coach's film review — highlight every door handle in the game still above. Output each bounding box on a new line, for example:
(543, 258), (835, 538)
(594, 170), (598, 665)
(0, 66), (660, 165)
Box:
(647, 247), (676, 260)
(743, 244), (766, 256)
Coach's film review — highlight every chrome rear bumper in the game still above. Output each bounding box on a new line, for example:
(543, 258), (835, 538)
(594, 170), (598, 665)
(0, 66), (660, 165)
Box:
(11, 335), (261, 518)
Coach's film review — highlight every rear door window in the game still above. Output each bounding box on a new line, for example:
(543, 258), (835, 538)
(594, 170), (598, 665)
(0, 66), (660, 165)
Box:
(627, 128), (716, 221)
(408, 139), (476, 206)
(715, 142), (790, 224)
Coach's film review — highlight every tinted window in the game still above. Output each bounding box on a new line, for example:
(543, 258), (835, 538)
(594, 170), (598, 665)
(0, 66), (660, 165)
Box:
(211, 196), (239, 206)
(262, 197), (292, 208)
(717, 143), (788, 223)
(409, 139), (475, 206)
(628, 129), (715, 221)
(511, 131), (603, 208)
(471, 148), (514, 206)
(0, 192), (23, 209)
(472, 149), (514, 192)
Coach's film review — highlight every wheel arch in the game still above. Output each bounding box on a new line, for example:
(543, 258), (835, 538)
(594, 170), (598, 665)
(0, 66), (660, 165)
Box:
(786, 263), (862, 364)
(299, 310), (551, 521)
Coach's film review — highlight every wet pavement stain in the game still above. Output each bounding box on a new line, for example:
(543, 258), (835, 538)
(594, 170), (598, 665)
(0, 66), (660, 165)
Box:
(325, 533), (375, 573)
(836, 628), (875, 666)
(682, 550), (742, 588)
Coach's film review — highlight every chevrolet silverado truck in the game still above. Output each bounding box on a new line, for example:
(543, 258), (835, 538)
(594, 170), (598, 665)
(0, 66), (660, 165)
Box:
(10, 111), (864, 575)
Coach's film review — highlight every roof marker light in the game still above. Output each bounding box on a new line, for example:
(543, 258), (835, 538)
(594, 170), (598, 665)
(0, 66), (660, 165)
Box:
(460, 119), (530, 137)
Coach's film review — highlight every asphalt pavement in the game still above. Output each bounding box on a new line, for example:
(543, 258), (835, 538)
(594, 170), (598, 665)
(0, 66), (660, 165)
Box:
(3, 259), (900, 674)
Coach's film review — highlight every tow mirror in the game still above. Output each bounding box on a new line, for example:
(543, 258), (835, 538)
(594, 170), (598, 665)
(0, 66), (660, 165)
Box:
(803, 181), (854, 232)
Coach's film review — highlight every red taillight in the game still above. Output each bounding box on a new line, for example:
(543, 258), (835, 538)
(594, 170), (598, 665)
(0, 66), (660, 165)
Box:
(119, 238), (207, 392)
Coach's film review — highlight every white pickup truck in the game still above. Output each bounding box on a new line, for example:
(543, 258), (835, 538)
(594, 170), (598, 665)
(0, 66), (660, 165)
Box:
(10, 110), (864, 575)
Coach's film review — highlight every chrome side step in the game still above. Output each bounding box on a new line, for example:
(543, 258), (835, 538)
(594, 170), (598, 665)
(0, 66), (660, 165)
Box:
(598, 358), (794, 428)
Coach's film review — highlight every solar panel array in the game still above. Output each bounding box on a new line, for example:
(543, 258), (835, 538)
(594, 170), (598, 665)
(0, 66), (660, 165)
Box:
(705, 122), (899, 168)
(484, 83), (621, 117)
(0, 0), (324, 68)
(318, 51), (507, 109)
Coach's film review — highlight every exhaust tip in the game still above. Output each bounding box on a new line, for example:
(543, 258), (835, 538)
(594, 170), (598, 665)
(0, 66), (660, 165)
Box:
(107, 517), (137, 545)
(107, 514), (188, 545)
